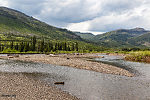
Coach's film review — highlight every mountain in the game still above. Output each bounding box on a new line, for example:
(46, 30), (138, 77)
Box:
(128, 32), (150, 47)
(0, 7), (82, 41)
(0, 7), (105, 52)
(88, 28), (150, 48)
(1, 7), (149, 51)
(74, 32), (95, 40)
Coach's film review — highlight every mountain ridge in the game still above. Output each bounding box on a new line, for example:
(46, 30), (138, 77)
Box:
(0, 6), (83, 41)
(75, 28), (150, 48)
(74, 32), (95, 40)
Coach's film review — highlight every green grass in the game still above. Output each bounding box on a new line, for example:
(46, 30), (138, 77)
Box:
(125, 51), (150, 63)
(0, 48), (100, 54)
(129, 51), (150, 56)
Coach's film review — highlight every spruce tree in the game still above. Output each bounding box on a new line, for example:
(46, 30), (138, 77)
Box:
(48, 42), (53, 51)
(19, 42), (25, 52)
(71, 43), (75, 51)
(0, 41), (1, 51)
(24, 42), (30, 52)
(10, 41), (14, 50)
(44, 43), (49, 52)
(75, 42), (78, 51)
(54, 43), (58, 51)
(67, 45), (71, 51)
(32, 36), (36, 51)
(15, 43), (19, 51)
(64, 42), (67, 51)
(40, 39), (44, 52)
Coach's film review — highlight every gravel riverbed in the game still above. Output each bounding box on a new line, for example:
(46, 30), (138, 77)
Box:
(0, 72), (79, 100)
(0, 53), (133, 77)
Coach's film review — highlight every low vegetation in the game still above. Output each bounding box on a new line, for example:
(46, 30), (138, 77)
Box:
(125, 51), (150, 63)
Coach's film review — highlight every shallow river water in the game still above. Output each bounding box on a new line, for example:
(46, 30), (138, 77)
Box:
(0, 55), (150, 100)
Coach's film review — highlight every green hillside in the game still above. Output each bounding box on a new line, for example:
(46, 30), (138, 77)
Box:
(0, 7), (105, 53)
(87, 28), (150, 48)
(129, 32), (150, 47)
(74, 32), (95, 40)
(0, 7), (83, 41)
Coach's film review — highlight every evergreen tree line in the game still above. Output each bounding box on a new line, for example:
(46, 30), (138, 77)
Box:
(0, 36), (79, 52)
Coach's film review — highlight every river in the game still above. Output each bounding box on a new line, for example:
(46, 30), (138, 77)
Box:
(0, 54), (150, 100)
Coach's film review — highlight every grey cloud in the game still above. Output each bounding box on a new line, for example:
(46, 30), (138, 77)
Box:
(101, 0), (142, 13)
(1, 0), (150, 32)
(8, 0), (45, 16)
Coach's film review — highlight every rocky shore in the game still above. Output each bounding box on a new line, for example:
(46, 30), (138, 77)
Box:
(0, 53), (133, 77)
(0, 53), (134, 100)
(0, 72), (79, 100)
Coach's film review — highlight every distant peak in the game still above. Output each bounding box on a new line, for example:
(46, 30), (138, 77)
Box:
(114, 27), (147, 32)
(131, 27), (145, 31)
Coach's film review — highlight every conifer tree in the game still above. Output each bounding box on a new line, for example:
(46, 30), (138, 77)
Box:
(71, 43), (75, 51)
(48, 42), (53, 51)
(15, 43), (19, 51)
(54, 43), (58, 51)
(19, 42), (24, 52)
(67, 45), (71, 51)
(40, 39), (44, 52)
(44, 43), (49, 52)
(24, 42), (30, 52)
(0, 46), (1, 52)
(32, 36), (36, 51)
(64, 42), (67, 51)
(75, 42), (78, 51)
(10, 41), (14, 50)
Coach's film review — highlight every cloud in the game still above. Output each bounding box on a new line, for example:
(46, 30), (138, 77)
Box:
(8, 0), (44, 16)
(0, 0), (150, 34)
(34, 0), (103, 27)
(88, 2), (150, 32)
(66, 0), (150, 32)
(67, 21), (90, 32)
(0, 0), (9, 7)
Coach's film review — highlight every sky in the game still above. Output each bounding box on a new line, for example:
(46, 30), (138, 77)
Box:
(0, 0), (150, 35)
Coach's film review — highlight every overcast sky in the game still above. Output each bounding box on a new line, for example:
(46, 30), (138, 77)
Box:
(0, 0), (150, 35)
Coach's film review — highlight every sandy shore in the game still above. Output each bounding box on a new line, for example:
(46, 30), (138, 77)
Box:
(0, 72), (79, 100)
(0, 53), (133, 77)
